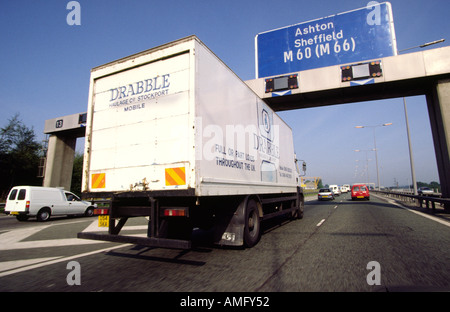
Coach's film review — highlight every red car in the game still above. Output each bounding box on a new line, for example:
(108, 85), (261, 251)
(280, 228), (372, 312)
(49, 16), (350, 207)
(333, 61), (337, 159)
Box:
(351, 184), (370, 200)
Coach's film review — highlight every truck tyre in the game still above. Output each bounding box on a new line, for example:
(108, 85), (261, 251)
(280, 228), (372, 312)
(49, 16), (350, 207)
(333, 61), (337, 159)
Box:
(297, 195), (304, 219)
(37, 208), (51, 222)
(290, 198), (304, 220)
(244, 199), (261, 248)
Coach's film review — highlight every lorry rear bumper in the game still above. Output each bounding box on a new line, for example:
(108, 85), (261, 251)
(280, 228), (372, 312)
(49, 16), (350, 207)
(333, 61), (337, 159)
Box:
(77, 232), (191, 249)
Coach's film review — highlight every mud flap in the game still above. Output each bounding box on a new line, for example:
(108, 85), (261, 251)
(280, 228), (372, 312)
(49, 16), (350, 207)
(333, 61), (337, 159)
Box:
(215, 198), (247, 246)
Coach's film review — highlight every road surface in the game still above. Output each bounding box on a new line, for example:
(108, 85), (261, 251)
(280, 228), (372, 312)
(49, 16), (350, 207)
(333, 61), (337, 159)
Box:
(0, 192), (449, 293)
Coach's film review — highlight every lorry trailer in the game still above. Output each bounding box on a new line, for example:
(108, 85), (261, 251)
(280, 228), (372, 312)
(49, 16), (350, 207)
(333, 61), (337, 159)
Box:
(78, 36), (304, 249)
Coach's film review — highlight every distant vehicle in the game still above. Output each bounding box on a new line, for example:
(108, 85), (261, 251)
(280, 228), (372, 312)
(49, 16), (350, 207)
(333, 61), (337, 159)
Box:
(351, 184), (370, 200)
(318, 188), (335, 201)
(329, 185), (341, 196)
(340, 185), (349, 193)
(343, 184), (350, 192)
(418, 187), (434, 195)
(4, 186), (96, 221)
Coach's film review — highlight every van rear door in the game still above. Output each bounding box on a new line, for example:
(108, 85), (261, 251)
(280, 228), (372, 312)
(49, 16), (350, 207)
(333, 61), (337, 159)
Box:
(6, 188), (28, 214)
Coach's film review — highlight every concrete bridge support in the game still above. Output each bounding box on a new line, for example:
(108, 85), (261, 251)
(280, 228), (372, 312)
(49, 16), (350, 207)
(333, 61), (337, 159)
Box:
(42, 134), (77, 191)
(427, 79), (450, 209)
(42, 113), (86, 191)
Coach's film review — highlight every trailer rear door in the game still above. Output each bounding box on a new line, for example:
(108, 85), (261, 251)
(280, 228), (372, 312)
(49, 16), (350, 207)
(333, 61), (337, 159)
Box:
(87, 52), (193, 192)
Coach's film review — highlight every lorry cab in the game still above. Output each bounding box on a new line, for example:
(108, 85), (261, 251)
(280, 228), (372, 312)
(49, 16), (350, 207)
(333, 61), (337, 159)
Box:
(5, 186), (96, 221)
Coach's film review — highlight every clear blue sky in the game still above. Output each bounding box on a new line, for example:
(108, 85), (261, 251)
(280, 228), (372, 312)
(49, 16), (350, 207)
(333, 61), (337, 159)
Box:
(1, 0), (449, 187)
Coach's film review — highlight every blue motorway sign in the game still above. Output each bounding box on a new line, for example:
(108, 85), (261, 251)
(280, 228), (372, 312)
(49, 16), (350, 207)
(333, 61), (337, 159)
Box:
(255, 2), (397, 78)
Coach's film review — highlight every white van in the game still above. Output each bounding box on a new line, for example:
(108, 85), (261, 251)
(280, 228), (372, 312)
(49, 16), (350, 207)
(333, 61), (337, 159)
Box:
(329, 185), (341, 196)
(5, 186), (96, 221)
(341, 184), (350, 193)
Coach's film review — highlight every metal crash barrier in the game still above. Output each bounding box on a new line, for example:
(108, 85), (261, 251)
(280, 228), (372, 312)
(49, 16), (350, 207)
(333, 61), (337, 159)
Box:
(373, 190), (450, 212)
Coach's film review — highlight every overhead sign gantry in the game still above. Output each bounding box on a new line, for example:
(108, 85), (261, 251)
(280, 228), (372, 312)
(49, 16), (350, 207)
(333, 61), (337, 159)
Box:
(247, 2), (450, 209)
(255, 2), (397, 79)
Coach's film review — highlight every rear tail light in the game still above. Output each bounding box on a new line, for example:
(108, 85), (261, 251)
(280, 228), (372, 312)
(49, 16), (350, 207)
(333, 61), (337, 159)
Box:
(25, 201), (30, 211)
(163, 208), (187, 217)
(94, 208), (109, 215)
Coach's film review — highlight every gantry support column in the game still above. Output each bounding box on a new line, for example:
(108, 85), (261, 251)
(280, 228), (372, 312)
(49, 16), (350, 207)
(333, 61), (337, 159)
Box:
(427, 79), (450, 210)
(43, 134), (77, 191)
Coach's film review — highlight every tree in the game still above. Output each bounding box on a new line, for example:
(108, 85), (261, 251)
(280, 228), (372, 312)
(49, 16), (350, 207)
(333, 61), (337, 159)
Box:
(429, 181), (441, 193)
(417, 181), (441, 193)
(0, 114), (42, 198)
(317, 179), (324, 189)
(71, 152), (84, 196)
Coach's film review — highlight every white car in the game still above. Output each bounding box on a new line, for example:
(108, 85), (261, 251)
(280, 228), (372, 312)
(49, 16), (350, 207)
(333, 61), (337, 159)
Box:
(5, 186), (96, 221)
(418, 187), (434, 195)
(318, 188), (335, 201)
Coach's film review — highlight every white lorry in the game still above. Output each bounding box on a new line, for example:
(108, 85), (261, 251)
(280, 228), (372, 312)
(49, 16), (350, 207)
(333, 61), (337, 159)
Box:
(5, 186), (96, 221)
(78, 36), (305, 249)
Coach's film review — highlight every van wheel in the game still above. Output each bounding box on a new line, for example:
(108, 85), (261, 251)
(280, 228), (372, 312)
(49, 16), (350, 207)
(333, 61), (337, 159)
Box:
(37, 208), (51, 222)
(85, 207), (94, 217)
(244, 199), (261, 248)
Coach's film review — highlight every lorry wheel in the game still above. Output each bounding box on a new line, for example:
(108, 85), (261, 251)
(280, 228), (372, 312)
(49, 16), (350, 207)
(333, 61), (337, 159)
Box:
(37, 208), (51, 222)
(244, 199), (261, 248)
(297, 195), (304, 219)
(290, 200), (301, 220)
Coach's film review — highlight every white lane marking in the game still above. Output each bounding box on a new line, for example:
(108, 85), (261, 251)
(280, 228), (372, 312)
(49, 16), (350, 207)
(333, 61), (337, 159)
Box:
(316, 219), (326, 227)
(0, 238), (107, 251)
(373, 194), (450, 228)
(0, 225), (51, 245)
(0, 244), (130, 278)
(0, 219), (148, 277)
(404, 206), (450, 228)
(0, 257), (63, 273)
(0, 220), (148, 251)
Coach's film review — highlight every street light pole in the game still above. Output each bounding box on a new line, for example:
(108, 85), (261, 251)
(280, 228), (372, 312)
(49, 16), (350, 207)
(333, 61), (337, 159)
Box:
(403, 97), (418, 195)
(373, 127), (380, 191)
(398, 39), (445, 53)
(354, 149), (371, 185)
(355, 123), (392, 190)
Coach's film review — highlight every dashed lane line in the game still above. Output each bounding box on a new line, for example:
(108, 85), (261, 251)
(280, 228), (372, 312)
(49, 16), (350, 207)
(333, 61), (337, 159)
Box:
(316, 219), (326, 227)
